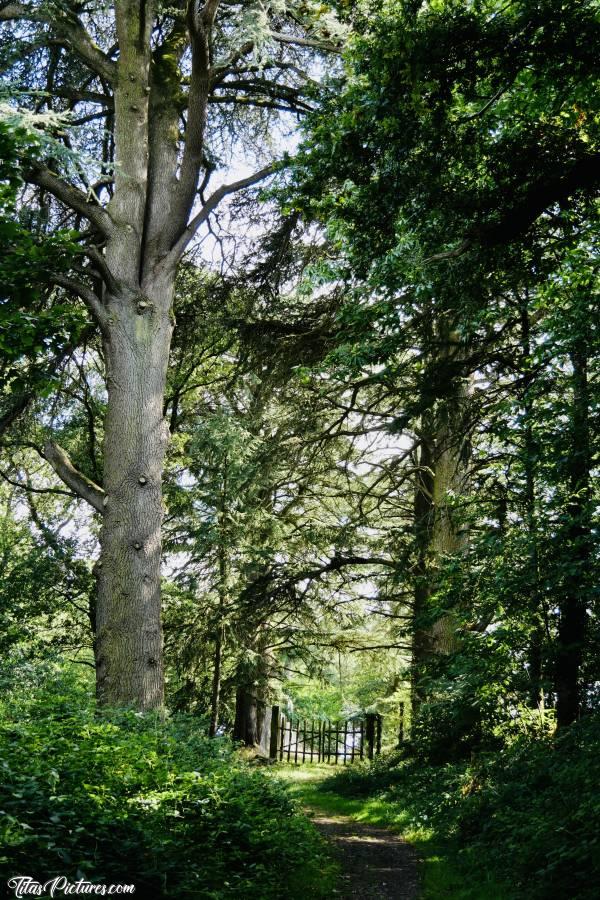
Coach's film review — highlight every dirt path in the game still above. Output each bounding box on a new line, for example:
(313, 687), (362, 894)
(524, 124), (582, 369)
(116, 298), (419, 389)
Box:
(307, 808), (420, 899)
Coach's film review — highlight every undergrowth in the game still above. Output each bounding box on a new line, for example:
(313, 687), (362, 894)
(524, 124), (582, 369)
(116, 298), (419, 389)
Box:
(0, 658), (334, 898)
(322, 716), (600, 900)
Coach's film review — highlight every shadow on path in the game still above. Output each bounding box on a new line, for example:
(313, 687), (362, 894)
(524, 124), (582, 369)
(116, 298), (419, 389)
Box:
(308, 810), (420, 899)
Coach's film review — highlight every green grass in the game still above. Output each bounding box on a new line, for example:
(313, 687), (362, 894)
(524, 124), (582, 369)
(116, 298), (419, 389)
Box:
(275, 765), (514, 900)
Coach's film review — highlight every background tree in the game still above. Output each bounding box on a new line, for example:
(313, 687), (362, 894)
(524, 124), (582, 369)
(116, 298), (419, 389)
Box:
(285, 0), (600, 731)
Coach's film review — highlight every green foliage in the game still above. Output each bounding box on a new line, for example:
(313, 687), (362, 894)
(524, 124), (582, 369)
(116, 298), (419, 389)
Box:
(292, 0), (600, 273)
(283, 0), (600, 753)
(283, 647), (410, 744)
(0, 490), (93, 659)
(0, 660), (333, 898)
(0, 112), (87, 422)
(0, 111), (83, 308)
(324, 715), (600, 899)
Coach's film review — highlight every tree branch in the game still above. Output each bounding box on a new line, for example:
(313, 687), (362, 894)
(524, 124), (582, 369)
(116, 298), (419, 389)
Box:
(425, 153), (600, 262)
(269, 30), (340, 53)
(84, 247), (120, 296)
(0, 468), (76, 500)
(52, 274), (108, 331)
(28, 165), (114, 237)
(164, 163), (277, 266)
(200, 0), (220, 28)
(0, 3), (116, 81)
(172, 0), (221, 231)
(424, 239), (472, 264)
(43, 440), (105, 514)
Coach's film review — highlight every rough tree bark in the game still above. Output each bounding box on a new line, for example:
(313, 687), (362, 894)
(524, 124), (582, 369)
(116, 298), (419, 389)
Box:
(556, 340), (591, 727)
(1, 0), (326, 708)
(412, 319), (472, 711)
(518, 298), (545, 715)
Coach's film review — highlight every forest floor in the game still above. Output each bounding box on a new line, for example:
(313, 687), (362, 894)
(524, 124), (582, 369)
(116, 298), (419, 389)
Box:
(277, 765), (510, 900)
(277, 766), (420, 899)
(308, 809), (420, 898)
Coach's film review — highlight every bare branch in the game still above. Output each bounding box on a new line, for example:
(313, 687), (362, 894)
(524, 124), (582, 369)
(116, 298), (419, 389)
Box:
(28, 165), (114, 237)
(43, 440), (105, 514)
(211, 40), (254, 81)
(269, 30), (340, 53)
(0, 468), (77, 500)
(458, 85), (508, 122)
(164, 163), (277, 266)
(84, 247), (120, 295)
(424, 239), (472, 264)
(173, 0), (219, 230)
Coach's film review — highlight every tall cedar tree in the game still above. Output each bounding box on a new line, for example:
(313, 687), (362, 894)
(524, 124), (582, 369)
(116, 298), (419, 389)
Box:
(0, 0), (339, 708)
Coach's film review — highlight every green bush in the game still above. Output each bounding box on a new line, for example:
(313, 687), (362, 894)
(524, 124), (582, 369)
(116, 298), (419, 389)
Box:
(0, 660), (332, 898)
(455, 717), (600, 900)
(322, 714), (600, 900)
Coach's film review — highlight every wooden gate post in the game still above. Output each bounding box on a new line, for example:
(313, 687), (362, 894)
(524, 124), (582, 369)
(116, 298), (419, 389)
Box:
(376, 714), (382, 756)
(365, 713), (376, 760)
(269, 705), (280, 760)
(398, 701), (405, 747)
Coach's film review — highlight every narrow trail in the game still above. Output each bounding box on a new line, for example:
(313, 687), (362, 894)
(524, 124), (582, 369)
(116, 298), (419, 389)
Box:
(305, 806), (420, 899)
(279, 765), (420, 898)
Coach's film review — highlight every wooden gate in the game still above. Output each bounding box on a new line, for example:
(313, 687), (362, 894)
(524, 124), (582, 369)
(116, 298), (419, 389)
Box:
(269, 707), (382, 764)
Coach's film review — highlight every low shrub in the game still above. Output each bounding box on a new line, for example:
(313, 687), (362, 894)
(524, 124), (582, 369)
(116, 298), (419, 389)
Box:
(0, 659), (332, 898)
(322, 714), (600, 900)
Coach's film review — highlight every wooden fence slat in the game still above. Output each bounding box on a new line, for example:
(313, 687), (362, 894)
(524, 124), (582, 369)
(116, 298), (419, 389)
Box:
(310, 720), (314, 763)
(343, 720), (348, 765)
(269, 706), (280, 760)
(366, 713), (375, 760)
(398, 701), (405, 747)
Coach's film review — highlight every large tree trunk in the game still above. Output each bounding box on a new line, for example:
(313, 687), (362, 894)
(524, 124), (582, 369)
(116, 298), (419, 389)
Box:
(95, 278), (174, 708)
(412, 428), (435, 711)
(233, 688), (268, 748)
(556, 343), (590, 728)
(519, 301), (545, 715)
(2, 0), (283, 711)
(232, 627), (273, 750)
(411, 321), (471, 711)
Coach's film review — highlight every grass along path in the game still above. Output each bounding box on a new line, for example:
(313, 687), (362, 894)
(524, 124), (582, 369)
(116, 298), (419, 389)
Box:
(276, 765), (512, 900)
(278, 766), (418, 899)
